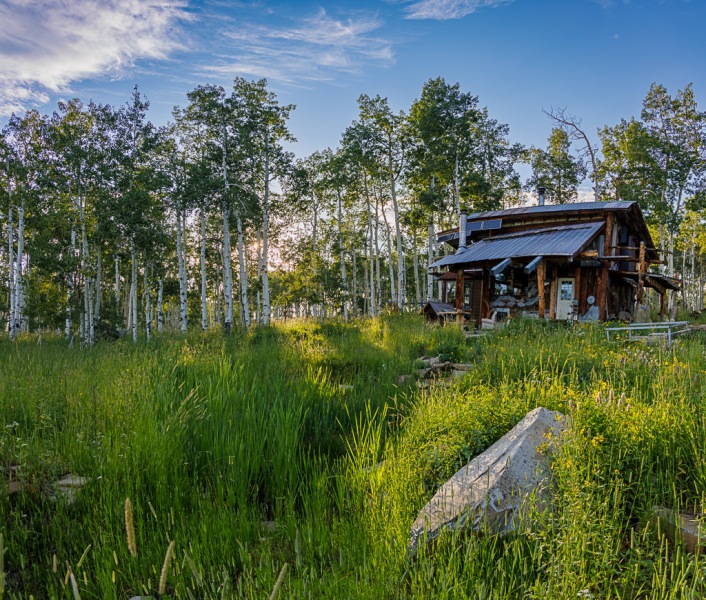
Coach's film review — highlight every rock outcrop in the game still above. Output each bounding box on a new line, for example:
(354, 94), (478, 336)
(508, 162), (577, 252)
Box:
(409, 406), (567, 552)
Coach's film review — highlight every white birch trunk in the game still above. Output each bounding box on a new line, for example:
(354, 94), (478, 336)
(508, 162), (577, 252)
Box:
(413, 228), (420, 308)
(7, 204), (15, 337)
(157, 276), (164, 333)
(337, 189), (348, 320)
(94, 248), (101, 325)
(143, 261), (151, 341)
(256, 228), (263, 325)
(312, 207), (319, 319)
(221, 127), (234, 333)
(427, 220), (434, 301)
(115, 256), (120, 308)
(382, 205), (396, 307)
(13, 201), (25, 338)
(352, 249), (357, 317)
(365, 182), (375, 316)
(389, 173), (405, 310)
(261, 146), (271, 326)
(175, 206), (188, 333)
(374, 198), (381, 315)
(236, 213), (250, 327)
(131, 241), (138, 343)
(200, 209), (208, 331)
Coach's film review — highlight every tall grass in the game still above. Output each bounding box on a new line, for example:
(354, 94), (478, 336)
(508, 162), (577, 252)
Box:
(2, 316), (706, 598)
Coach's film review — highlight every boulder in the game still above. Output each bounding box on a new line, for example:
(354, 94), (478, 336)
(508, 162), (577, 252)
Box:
(409, 407), (567, 553)
(652, 506), (705, 553)
(53, 474), (88, 504)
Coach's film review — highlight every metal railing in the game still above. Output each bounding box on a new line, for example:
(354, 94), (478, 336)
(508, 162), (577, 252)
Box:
(606, 321), (690, 346)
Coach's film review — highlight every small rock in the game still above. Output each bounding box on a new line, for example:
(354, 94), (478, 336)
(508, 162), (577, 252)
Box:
(451, 370), (467, 379)
(417, 369), (429, 378)
(409, 407), (567, 553)
(428, 356), (441, 367)
(652, 506), (705, 553)
(7, 480), (25, 495)
(452, 364), (473, 371)
(398, 374), (411, 385)
(53, 474), (88, 504)
(260, 521), (277, 533)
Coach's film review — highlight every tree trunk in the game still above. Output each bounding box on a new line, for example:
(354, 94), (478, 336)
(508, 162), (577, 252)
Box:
(175, 206), (188, 333)
(389, 169), (405, 310)
(13, 200), (25, 339)
(337, 189), (348, 320)
(262, 147), (271, 326)
(143, 261), (151, 341)
(381, 202), (396, 307)
(312, 205), (319, 319)
(115, 256), (120, 308)
(352, 249), (357, 317)
(94, 248), (101, 326)
(236, 212), (250, 327)
(222, 127), (234, 334)
(200, 209), (208, 331)
(374, 197), (381, 315)
(157, 276), (164, 333)
(427, 219), (434, 300)
(131, 241), (138, 343)
(8, 204), (15, 337)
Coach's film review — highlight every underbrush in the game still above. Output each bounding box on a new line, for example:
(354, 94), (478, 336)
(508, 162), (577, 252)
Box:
(2, 317), (706, 598)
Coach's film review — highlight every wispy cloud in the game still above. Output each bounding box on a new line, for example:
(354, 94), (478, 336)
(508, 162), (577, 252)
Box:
(403, 0), (514, 20)
(206, 8), (395, 86)
(0, 0), (190, 115)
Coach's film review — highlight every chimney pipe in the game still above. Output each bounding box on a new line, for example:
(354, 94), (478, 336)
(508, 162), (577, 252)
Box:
(458, 212), (467, 251)
(537, 186), (546, 207)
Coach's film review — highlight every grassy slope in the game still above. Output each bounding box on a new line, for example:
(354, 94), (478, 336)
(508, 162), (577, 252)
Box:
(2, 317), (706, 598)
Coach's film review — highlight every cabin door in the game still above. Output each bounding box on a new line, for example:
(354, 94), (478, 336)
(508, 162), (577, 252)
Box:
(556, 278), (575, 320)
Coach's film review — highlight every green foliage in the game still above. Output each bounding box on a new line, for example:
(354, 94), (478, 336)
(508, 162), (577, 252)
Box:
(4, 317), (706, 598)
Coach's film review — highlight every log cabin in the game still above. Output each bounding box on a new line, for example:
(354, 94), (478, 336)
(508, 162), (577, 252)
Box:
(427, 201), (680, 325)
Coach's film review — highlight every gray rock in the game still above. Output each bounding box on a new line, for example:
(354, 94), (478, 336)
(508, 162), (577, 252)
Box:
(652, 506), (705, 554)
(53, 474), (88, 504)
(452, 363), (473, 371)
(409, 407), (567, 552)
(579, 306), (599, 323)
(618, 310), (632, 322)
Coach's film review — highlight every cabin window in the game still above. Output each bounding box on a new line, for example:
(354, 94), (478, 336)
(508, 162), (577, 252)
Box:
(560, 280), (574, 301)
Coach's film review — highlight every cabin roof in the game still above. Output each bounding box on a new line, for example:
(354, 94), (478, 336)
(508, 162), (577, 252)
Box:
(463, 201), (636, 222)
(430, 222), (604, 269)
(436, 200), (656, 258)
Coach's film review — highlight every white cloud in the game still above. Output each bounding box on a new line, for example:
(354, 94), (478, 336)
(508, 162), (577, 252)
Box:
(0, 0), (190, 115)
(403, 0), (514, 20)
(207, 9), (394, 85)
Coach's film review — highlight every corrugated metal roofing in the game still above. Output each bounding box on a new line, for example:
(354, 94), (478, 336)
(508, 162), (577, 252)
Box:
(464, 201), (636, 221)
(430, 222), (604, 269)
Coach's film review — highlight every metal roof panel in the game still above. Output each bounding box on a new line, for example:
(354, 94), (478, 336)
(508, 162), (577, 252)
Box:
(430, 222), (604, 269)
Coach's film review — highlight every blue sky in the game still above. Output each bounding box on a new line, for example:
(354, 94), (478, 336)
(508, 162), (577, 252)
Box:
(0, 0), (703, 179)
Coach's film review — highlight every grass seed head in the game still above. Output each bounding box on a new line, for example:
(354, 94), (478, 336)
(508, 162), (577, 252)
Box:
(125, 498), (137, 557)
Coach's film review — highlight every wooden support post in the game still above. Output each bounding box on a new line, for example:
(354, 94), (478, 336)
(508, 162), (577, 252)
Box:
(537, 259), (546, 319)
(455, 270), (464, 311)
(636, 241), (646, 304)
(597, 268), (608, 321)
(574, 265), (582, 315)
(455, 269), (464, 326)
(481, 268), (491, 321)
(549, 266), (558, 320)
(599, 214), (614, 321)
(654, 288), (665, 320)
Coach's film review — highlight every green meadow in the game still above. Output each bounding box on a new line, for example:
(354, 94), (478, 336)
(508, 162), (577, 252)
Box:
(3, 316), (706, 599)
